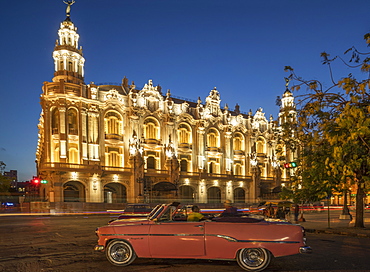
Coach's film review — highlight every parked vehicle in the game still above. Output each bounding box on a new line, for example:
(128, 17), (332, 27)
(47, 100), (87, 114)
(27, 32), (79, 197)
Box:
(95, 202), (311, 271)
(116, 203), (152, 219)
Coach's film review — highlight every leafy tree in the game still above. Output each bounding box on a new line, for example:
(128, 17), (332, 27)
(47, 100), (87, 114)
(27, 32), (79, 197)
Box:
(0, 174), (11, 193)
(284, 33), (370, 228)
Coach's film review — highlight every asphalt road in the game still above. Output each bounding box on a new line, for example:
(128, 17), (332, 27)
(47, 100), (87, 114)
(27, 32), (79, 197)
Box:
(0, 214), (369, 272)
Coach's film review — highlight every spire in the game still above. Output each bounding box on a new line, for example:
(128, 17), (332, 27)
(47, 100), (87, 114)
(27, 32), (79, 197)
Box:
(279, 77), (296, 125)
(52, 1), (85, 84)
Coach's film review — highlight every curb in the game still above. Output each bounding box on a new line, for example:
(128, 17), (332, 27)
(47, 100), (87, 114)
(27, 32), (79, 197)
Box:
(305, 228), (370, 238)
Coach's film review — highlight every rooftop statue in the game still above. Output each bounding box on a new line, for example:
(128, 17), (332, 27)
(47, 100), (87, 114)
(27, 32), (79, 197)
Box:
(63, 0), (75, 17)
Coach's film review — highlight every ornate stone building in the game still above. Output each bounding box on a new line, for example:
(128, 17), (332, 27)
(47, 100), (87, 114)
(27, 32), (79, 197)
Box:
(36, 4), (296, 207)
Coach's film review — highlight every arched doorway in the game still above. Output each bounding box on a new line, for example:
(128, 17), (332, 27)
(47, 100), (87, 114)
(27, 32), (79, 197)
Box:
(104, 183), (127, 203)
(63, 181), (85, 202)
(152, 182), (177, 203)
(234, 187), (245, 203)
(207, 186), (221, 203)
(179, 185), (194, 203)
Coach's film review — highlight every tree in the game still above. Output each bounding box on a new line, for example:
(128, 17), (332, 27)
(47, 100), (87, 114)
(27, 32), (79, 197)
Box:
(284, 33), (370, 228)
(0, 161), (11, 193)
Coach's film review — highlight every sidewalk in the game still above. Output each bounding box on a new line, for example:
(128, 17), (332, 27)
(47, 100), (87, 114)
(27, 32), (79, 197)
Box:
(296, 209), (370, 238)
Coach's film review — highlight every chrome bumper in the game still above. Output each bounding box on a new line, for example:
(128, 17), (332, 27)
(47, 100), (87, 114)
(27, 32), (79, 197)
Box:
(299, 246), (312, 254)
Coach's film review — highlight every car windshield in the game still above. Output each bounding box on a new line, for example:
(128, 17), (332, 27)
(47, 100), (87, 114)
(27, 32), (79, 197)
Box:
(148, 205), (164, 220)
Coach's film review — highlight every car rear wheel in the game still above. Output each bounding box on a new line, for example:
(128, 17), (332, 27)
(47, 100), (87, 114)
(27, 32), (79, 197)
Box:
(236, 248), (271, 271)
(105, 240), (136, 266)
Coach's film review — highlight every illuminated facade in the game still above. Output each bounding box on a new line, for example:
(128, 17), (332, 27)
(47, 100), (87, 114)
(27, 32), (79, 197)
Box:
(36, 4), (296, 206)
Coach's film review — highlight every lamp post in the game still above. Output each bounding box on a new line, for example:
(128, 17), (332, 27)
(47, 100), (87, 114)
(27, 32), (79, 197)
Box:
(250, 152), (260, 202)
(136, 178), (144, 197)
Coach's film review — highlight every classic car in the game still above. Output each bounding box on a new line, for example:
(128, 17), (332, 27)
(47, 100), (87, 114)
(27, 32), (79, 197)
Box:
(116, 203), (152, 219)
(95, 202), (312, 271)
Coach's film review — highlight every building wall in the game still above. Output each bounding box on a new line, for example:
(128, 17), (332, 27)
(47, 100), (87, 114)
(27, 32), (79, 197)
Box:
(35, 13), (293, 206)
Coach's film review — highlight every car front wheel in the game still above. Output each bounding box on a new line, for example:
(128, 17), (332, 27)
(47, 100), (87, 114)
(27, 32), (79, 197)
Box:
(105, 240), (136, 266)
(236, 248), (271, 271)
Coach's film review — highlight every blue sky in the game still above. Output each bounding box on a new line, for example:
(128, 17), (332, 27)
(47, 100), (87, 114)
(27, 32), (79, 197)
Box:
(0, 0), (369, 182)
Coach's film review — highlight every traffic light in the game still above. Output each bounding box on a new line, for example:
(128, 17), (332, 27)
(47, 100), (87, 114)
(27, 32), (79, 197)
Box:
(284, 162), (297, 168)
(41, 179), (48, 184)
(32, 177), (40, 185)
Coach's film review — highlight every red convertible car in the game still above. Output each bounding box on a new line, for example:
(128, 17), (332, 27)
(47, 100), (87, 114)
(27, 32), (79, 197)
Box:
(95, 202), (311, 271)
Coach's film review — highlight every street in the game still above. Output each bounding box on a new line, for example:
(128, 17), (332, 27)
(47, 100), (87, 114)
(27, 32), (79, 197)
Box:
(0, 214), (369, 272)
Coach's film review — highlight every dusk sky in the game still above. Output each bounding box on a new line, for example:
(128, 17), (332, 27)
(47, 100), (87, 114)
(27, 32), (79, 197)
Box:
(0, 0), (369, 182)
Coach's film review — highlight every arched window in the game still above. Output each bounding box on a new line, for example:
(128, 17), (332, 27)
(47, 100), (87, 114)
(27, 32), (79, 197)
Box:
(207, 128), (220, 148)
(234, 187), (245, 203)
(68, 61), (73, 71)
(104, 183), (127, 203)
(178, 123), (192, 144)
(147, 156), (156, 169)
(106, 148), (122, 167)
(52, 146), (60, 162)
(67, 108), (78, 135)
(234, 164), (243, 175)
(144, 118), (160, 140)
(68, 144), (79, 164)
(257, 137), (265, 154)
(104, 111), (123, 136)
(51, 108), (59, 134)
(233, 132), (244, 151)
(180, 159), (188, 172)
(209, 161), (220, 174)
(64, 181), (85, 202)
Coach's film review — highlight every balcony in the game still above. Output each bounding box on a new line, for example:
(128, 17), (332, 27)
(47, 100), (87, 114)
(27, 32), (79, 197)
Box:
(206, 146), (221, 152)
(105, 134), (123, 141)
(144, 138), (161, 145)
(178, 143), (192, 149)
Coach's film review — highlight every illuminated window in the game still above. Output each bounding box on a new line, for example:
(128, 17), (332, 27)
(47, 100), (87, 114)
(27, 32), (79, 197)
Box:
(104, 111), (123, 135)
(144, 118), (159, 139)
(207, 128), (220, 148)
(178, 123), (191, 144)
(52, 146), (60, 162)
(233, 132), (244, 151)
(257, 138), (265, 154)
(105, 147), (123, 167)
(67, 108), (78, 135)
(234, 164), (242, 175)
(51, 108), (59, 134)
(107, 152), (120, 167)
(208, 160), (220, 174)
(69, 145), (79, 164)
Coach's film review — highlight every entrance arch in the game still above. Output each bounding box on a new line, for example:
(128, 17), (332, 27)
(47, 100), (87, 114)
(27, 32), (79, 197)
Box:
(207, 186), (221, 203)
(152, 182), (177, 203)
(179, 185), (194, 203)
(234, 187), (245, 203)
(104, 183), (127, 203)
(63, 181), (85, 202)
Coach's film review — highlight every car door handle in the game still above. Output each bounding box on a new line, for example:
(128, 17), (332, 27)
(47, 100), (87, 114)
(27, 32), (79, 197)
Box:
(194, 225), (203, 227)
